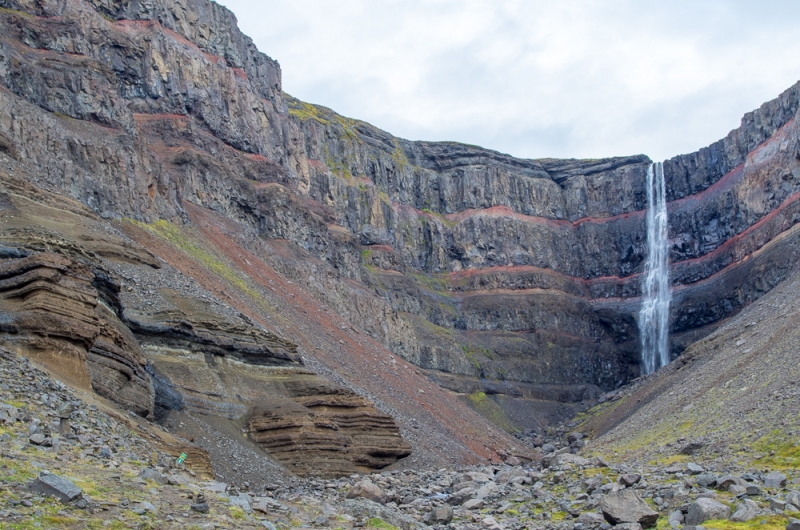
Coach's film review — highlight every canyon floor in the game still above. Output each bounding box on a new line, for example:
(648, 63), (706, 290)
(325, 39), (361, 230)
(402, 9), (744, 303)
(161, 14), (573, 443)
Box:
(1, 266), (798, 529)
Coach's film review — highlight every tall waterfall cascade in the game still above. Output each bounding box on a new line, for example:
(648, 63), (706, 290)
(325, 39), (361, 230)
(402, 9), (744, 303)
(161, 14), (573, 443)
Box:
(639, 162), (671, 375)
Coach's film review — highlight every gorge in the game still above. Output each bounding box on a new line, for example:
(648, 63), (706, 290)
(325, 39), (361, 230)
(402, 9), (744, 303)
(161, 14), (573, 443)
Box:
(0, 0), (799, 484)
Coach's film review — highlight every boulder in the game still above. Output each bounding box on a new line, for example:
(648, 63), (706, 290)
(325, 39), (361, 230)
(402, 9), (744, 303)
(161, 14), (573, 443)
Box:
(787, 518), (800, 530)
(685, 498), (731, 525)
(668, 509), (684, 524)
(788, 492), (800, 508)
(139, 468), (168, 485)
(765, 472), (788, 489)
(229, 494), (252, 512)
(731, 499), (760, 522)
(426, 505), (453, 524)
(29, 472), (82, 503)
(695, 474), (717, 488)
(347, 480), (385, 504)
(462, 498), (485, 510)
(619, 474), (642, 487)
(577, 511), (606, 526)
(687, 463), (705, 475)
(717, 475), (746, 491)
(746, 485), (762, 496)
(599, 490), (659, 528)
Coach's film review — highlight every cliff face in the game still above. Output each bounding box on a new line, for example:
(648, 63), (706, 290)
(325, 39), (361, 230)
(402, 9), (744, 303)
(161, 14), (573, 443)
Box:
(0, 0), (798, 445)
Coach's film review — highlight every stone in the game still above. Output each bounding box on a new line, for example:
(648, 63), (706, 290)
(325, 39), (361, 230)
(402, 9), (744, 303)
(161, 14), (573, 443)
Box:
(476, 482), (499, 499)
(765, 472), (788, 489)
(615, 524), (644, 530)
(599, 490), (659, 528)
(139, 468), (168, 485)
(746, 485), (763, 496)
(463, 498), (485, 510)
(619, 474), (642, 487)
(229, 494), (252, 512)
(729, 484), (747, 496)
(695, 474), (717, 488)
(138, 502), (156, 513)
(30, 472), (82, 503)
(717, 475), (745, 491)
(685, 498), (731, 525)
(568, 432), (584, 444)
(347, 480), (385, 504)
(481, 515), (503, 530)
(731, 499), (760, 522)
(668, 510), (684, 524)
(426, 504), (453, 524)
(542, 444), (556, 454)
(29, 433), (46, 446)
(788, 492), (800, 508)
(206, 482), (228, 493)
(577, 512), (606, 526)
(191, 502), (209, 513)
(687, 463), (705, 475)
(771, 499), (787, 511)
(787, 518), (800, 530)
(591, 457), (610, 468)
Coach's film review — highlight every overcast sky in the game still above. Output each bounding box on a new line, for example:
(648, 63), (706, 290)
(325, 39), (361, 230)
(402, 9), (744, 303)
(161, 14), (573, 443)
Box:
(217, 0), (800, 162)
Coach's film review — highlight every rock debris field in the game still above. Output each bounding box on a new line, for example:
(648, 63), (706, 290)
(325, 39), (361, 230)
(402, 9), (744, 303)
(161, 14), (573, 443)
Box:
(1, 348), (800, 530)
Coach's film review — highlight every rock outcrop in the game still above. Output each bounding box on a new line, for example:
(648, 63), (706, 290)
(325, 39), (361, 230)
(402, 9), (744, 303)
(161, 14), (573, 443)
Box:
(249, 380), (411, 477)
(0, 251), (155, 418)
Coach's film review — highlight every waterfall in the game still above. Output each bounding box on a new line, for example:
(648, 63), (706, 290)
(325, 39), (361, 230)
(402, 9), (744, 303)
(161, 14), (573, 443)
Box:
(639, 162), (671, 375)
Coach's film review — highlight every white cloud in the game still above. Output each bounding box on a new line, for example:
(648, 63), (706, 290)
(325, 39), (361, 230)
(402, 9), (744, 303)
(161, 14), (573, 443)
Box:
(217, 0), (800, 162)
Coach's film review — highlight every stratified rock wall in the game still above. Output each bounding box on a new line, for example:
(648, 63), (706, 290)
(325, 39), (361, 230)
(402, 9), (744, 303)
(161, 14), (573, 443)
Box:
(0, 0), (798, 405)
(0, 252), (155, 417)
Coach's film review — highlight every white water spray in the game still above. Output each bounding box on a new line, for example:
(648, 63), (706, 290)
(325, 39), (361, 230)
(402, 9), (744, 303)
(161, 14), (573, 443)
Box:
(639, 162), (671, 375)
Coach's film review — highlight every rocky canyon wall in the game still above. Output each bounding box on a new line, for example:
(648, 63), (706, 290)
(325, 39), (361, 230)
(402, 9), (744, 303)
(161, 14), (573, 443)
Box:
(0, 0), (798, 436)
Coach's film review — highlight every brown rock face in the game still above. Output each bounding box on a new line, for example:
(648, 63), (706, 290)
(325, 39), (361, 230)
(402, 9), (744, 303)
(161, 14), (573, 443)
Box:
(0, 252), (154, 417)
(249, 380), (411, 477)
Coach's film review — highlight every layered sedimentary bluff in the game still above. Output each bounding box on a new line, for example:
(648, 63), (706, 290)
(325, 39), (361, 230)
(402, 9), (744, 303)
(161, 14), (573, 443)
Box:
(0, 177), (415, 478)
(0, 0), (798, 451)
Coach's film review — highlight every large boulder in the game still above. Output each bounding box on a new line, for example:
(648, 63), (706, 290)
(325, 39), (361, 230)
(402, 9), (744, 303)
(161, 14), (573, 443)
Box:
(347, 480), (385, 504)
(599, 490), (659, 528)
(731, 499), (760, 522)
(765, 472), (788, 489)
(685, 498), (731, 525)
(29, 472), (82, 503)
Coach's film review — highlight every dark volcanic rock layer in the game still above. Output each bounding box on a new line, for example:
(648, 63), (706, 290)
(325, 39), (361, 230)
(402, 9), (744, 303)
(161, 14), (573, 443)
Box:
(0, 0), (797, 434)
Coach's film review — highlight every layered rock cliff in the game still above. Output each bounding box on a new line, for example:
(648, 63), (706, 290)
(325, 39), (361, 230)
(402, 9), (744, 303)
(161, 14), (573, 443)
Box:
(0, 0), (798, 448)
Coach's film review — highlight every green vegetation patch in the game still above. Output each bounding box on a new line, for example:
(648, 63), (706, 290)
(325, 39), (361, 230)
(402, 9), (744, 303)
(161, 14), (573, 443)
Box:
(365, 518), (399, 530)
(464, 391), (519, 433)
(128, 219), (259, 299)
(753, 429), (800, 469)
(702, 515), (789, 530)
